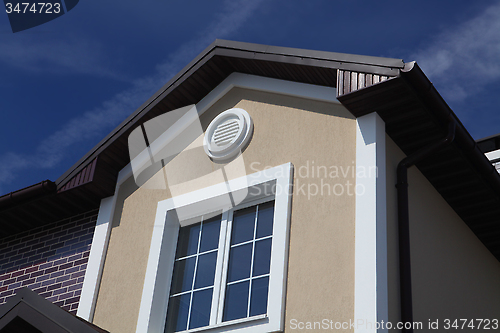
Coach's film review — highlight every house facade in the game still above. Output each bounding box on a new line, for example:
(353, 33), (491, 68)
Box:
(0, 40), (499, 333)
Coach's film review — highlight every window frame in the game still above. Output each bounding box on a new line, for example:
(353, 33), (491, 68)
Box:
(166, 213), (226, 331)
(218, 196), (275, 324)
(137, 162), (294, 333)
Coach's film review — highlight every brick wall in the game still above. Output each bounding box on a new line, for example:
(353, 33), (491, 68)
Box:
(0, 209), (98, 314)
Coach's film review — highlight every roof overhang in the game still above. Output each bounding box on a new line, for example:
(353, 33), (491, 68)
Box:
(56, 39), (404, 192)
(338, 62), (500, 261)
(0, 288), (109, 333)
(0, 40), (404, 233)
(1, 40), (499, 263)
(2, 41), (500, 262)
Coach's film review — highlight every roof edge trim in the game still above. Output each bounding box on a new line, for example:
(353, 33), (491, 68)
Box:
(56, 40), (405, 190)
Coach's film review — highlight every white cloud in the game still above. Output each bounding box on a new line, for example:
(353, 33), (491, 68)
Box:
(155, 0), (266, 82)
(0, 37), (130, 81)
(412, 2), (500, 102)
(0, 0), (266, 194)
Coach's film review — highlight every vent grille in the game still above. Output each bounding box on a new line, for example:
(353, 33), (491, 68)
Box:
(204, 108), (253, 161)
(213, 119), (240, 146)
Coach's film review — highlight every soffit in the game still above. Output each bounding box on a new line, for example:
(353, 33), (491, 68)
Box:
(338, 63), (500, 261)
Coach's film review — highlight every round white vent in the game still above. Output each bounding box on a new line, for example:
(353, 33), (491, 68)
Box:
(204, 108), (253, 161)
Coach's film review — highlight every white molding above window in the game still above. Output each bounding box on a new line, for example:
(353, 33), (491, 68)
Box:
(136, 162), (294, 333)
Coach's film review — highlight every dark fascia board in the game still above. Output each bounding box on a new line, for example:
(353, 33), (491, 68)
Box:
(338, 62), (500, 259)
(214, 39), (404, 69)
(338, 61), (500, 194)
(213, 47), (401, 76)
(399, 63), (500, 190)
(0, 302), (66, 333)
(56, 39), (404, 189)
(0, 288), (108, 333)
(476, 132), (500, 153)
(476, 132), (500, 143)
(55, 40), (220, 188)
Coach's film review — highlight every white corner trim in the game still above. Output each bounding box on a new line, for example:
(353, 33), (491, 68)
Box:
(77, 165), (131, 321)
(136, 162), (294, 333)
(355, 113), (388, 333)
(77, 196), (116, 321)
(485, 149), (500, 162)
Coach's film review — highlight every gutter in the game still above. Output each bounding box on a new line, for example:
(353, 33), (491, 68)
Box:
(0, 180), (56, 211)
(396, 120), (456, 332)
(395, 61), (500, 331)
(399, 62), (500, 191)
(339, 60), (500, 328)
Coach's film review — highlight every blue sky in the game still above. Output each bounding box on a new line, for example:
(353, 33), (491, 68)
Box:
(1, 0), (500, 195)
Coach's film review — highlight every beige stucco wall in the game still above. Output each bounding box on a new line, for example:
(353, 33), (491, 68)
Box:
(386, 136), (500, 331)
(92, 87), (358, 332)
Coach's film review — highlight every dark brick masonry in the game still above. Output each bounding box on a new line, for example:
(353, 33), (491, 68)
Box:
(0, 209), (98, 314)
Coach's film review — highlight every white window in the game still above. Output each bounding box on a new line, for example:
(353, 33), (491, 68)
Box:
(137, 163), (293, 333)
(165, 199), (274, 332)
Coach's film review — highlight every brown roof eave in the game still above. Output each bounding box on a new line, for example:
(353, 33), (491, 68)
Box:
(0, 180), (56, 212)
(338, 61), (500, 260)
(55, 40), (404, 191)
(55, 42), (221, 190)
(398, 62), (500, 193)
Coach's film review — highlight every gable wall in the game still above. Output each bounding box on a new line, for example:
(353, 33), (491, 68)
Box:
(93, 86), (358, 332)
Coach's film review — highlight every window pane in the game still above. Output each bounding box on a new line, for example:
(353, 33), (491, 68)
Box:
(227, 243), (252, 282)
(200, 216), (221, 252)
(170, 257), (196, 294)
(231, 207), (256, 245)
(189, 288), (213, 329)
(249, 276), (269, 317)
(165, 293), (191, 333)
(176, 223), (200, 258)
(256, 201), (274, 239)
(252, 238), (272, 277)
(194, 252), (217, 289)
(223, 281), (249, 322)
